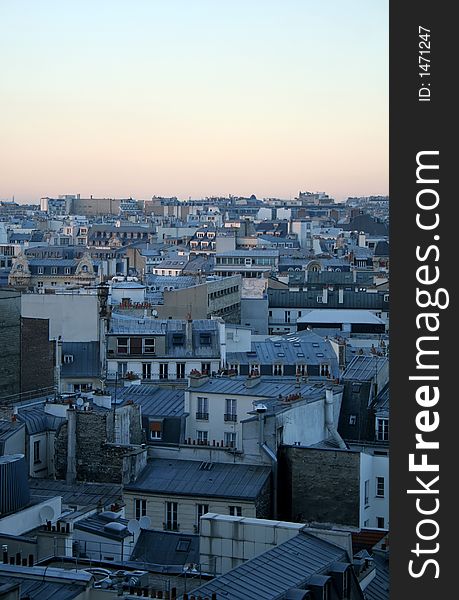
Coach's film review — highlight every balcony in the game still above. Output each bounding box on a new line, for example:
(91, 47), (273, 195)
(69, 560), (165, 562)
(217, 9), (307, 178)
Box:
(224, 413), (237, 422)
(195, 412), (209, 421)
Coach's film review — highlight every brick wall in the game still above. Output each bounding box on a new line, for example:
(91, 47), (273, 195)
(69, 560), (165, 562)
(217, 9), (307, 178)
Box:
(279, 445), (360, 528)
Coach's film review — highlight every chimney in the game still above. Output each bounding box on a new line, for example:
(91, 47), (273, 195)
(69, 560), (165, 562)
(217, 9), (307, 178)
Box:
(244, 374), (261, 388)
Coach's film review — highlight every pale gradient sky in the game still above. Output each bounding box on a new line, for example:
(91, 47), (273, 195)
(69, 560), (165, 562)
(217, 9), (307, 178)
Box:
(0, 0), (388, 203)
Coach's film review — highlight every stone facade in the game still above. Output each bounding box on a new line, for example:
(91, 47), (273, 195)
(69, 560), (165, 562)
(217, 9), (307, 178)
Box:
(54, 406), (145, 484)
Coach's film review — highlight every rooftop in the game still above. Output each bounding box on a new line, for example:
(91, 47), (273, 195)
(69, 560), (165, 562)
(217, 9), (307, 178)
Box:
(28, 479), (122, 509)
(192, 531), (347, 600)
(342, 355), (389, 382)
(109, 385), (185, 417)
(297, 310), (385, 325)
(124, 459), (271, 500)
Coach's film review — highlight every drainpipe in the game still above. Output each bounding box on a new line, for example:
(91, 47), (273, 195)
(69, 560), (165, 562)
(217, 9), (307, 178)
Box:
(257, 406), (278, 519)
(66, 406), (77, 485)
(325, 388), (347, 449)
(185, 317), (193, 355)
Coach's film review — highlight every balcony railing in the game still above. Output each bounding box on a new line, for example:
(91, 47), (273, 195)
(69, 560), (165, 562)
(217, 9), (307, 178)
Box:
(224, 413), (237, 422)
(195, 412), (209, 421)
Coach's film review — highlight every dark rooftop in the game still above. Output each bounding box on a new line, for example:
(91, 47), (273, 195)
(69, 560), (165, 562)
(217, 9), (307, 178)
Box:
(131, 530), (199, 568)
(124, 459), (271, 500)
(192, 531), (347, 600)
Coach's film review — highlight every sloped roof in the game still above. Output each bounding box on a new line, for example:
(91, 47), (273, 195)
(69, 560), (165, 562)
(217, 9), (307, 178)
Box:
(109, 385), (185, 417)
(131, 530), (199, 567)
(192, 531), (347, 600)
(124, 459), (271, 500)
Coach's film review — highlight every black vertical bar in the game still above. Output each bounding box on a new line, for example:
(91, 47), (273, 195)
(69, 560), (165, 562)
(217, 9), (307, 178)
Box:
(391, 1), (455, 598)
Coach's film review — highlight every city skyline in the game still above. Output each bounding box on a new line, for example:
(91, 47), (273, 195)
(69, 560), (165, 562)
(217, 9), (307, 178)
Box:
(0, 0), (388, 203)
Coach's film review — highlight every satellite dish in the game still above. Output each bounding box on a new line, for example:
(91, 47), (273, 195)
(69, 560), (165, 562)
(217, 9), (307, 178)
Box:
(139, 516), (151, 530)
(127, 519), (141, 535)
(39, 505), (55, 522)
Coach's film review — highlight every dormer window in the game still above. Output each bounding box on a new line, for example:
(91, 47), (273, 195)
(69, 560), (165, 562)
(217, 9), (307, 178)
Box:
(63, 354), (74, 364)
(199, 333), (211, 346)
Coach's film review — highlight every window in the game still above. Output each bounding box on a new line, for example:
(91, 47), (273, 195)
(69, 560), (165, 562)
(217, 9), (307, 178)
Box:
(225, 399), (237, 421)
(196, 397), (209, 420)
(165, 502), (178, 531)
(172, 333), (184, 346)
(285, 310), (291, 323)
(349, 415), (357, 425)
(224, 432), (236, 448)
(201, 362), (211, 375)
(296, 364), (307, 377)
(176, 363), (185, 379)
(142, 362), (151, 380)
(38, 267), (44, 274)
(63, 354), (74, 364)
(377, 517), (385, 529)
(117, 338), (129, 354)
(376, 477), (385, 498)
(143, 338), (155, 353)
(159, 363), (169, 380)
(196, 504), (209, 532)
(33, 440), (41, 463)
(65, 267), (71, 275)
(197, 430), (208, 444)
(229, 506), (242, 517)
(51, 267), (57, 275)
(117, 362), (128, 377)
(200, 333), (211, 346)
(129, 338), (142, 354)
(320, 363), (330, 377)
(364, 480), (370, 507)
(229, 363), (239, 374)
(135, 498), (147, 520)
(376, 418), (389, 441)
(273, 364), (283, 376)
(149, 421), (162, 440)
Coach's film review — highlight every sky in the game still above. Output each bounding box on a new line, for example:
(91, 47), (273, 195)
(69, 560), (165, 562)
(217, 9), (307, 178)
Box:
(0, 0), (388, 203)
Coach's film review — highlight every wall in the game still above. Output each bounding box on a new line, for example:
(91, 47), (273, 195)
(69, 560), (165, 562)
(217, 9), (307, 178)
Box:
(0, 497), (62, 536)
(199, 514), (303, 574)
(72, 529), (134, 562)
(359, 450), (389, 530)
(225, 327), (251, 353)
(278, 446), (361, 528)
(21, 294), (99, 342)
(240, 297), (268, 335)
(123, 491), (257, 535)
(20, 318), (54, 394)
(54, 408), (145, 484)
(0, 290), (21, 401)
